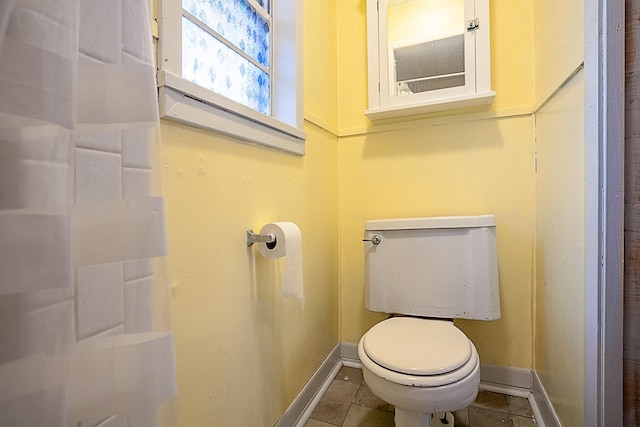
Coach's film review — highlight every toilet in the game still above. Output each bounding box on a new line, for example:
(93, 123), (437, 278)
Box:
(358, 215), (500, 427)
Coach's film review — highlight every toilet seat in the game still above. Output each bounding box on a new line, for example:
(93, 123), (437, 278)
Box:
(360, 317), (479, 387)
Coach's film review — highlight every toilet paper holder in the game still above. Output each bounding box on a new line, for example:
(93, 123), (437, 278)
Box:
(246, 230), (277, 247)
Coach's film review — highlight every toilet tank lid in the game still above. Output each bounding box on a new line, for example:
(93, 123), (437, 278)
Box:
(365, 215), (495, 231)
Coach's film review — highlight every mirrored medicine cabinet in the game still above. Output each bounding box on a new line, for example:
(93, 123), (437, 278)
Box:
(365, 0), (495, 120)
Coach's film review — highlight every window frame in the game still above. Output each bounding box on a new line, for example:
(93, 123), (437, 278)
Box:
(157, 0), (306, 155)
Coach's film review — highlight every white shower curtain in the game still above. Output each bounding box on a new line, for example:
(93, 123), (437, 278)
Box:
(0, 1), (178, 426)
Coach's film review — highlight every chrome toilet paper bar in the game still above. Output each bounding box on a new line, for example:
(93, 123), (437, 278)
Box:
(246, 230), (277, 247)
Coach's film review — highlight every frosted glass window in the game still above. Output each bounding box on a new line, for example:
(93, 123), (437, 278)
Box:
(182, 0), (271, 115)
(158, 0), (305, 154)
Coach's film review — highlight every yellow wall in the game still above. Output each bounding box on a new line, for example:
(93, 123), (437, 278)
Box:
(336, 0), (536, 369)
(534, 0), (584, 106)
(534, 71), (585, 427)
(161, 1), (339, 425)
(304, 0), (339, 133)
(533, 0), (585, 425)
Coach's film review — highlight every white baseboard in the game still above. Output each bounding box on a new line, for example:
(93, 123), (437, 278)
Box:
(276, 343), (342, 427)
(340, 342), (361, 368)
(532, 371), (563, 427)
(479, 363), (532, 389)
(478, 363), (532, 399)
(277, 342), (563, 427)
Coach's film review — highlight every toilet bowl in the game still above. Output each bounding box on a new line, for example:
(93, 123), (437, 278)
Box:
(357, 317), (480, 427)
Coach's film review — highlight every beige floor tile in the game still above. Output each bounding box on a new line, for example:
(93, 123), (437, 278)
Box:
(506, 395), (533, 417)
(511, 415), (537, 427)
(336, 366), (364, 385)
(304, 418), (338, 427)
(342, 404), (394, 427)
(468, 406), (513, 427)
(325, 379), (360, 402)
(471, 390), (509, 413)
(310, 396), (351, 426)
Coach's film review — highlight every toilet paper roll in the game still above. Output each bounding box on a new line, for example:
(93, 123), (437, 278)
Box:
(258, 222), (304, 309)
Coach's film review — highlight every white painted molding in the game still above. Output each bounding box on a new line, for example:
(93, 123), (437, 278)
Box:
(275, 343), (341, 427)
(532, 371), (563, 427)
(365, 91), (496, 121)
(340, 342), (361, 368)
(479, 363), (532, 390)
(158, 84), (305, 155)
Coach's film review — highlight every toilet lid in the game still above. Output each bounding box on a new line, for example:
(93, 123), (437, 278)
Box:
(362, 317), (472, 376)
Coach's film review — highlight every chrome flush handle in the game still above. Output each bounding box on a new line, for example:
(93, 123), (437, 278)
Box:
(362, 235), (382, 245)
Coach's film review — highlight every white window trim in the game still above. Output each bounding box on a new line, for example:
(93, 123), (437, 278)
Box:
(157, 0), (306, 155)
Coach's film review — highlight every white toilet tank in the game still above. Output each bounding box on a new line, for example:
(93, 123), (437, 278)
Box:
(364, 215), (500, 320)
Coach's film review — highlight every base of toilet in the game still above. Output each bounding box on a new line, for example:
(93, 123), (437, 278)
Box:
(432, 412), (454, 427)
(395, 409), (454, 427)
(360, 356), (479, 427)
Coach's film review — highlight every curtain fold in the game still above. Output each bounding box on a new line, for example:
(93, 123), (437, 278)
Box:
(0, 1), (178, 426)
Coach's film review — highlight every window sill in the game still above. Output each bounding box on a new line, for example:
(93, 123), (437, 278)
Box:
(157, 71), (306, 155)
(365, 91), (496, 121)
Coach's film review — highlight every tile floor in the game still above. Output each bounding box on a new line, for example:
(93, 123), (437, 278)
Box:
(305, 366), (537, 427)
